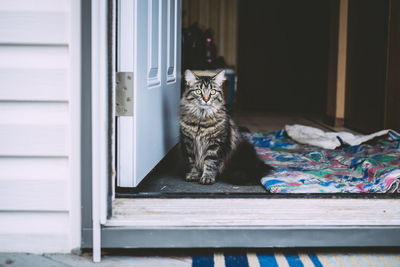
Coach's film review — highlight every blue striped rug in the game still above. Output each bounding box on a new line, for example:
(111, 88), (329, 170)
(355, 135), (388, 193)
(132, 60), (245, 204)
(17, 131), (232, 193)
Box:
(192, 252), (400, 267)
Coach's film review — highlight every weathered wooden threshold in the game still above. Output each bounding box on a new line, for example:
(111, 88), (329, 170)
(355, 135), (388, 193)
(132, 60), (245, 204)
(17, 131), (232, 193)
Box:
(108, 198), (400, 227)
(90, 198), (400, 248)
(82, 198), (400, 249)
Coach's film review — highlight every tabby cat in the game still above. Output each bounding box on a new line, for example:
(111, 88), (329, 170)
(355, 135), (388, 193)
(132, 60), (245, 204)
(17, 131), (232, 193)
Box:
(179, 69), (272, 185)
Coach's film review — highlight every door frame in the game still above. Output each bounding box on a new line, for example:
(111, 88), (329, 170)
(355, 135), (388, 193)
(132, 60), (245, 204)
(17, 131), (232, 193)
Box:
(82, 0), (115, 261)
(81, 0), (400, 258)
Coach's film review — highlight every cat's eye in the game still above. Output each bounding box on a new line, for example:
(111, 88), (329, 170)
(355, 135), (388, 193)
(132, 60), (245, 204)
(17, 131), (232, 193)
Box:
(210, 89), (216, 95)
(195, 89), (201, 94)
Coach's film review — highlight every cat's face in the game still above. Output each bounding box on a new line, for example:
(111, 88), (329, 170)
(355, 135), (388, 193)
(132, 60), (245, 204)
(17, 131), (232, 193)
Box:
(184, 70), (226, 108)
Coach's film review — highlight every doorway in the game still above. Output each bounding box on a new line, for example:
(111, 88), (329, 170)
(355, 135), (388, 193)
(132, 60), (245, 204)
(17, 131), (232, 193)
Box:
(85, 0), (400, 254)
(117, 0), (334, 195)
(114, 0), (400, 196)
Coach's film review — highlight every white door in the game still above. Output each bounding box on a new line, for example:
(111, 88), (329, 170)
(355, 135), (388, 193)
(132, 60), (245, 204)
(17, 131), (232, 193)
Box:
(117, 0), (181, 187)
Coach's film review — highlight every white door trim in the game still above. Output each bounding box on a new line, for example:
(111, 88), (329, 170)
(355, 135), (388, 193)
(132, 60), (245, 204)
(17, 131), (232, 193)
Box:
(91, 0), (110, 262)
(69, 0), (82, 251)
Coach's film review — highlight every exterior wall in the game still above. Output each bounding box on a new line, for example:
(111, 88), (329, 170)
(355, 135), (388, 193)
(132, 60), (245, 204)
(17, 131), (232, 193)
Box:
(0, 0), (81, 253)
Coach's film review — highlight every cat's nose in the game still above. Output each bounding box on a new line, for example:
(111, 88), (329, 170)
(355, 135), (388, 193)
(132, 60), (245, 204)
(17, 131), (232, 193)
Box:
(203, 95), (210, 102)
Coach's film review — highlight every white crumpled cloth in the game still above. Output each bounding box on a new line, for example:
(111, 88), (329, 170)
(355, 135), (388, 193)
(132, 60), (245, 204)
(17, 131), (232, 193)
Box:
(285, 124), (399, 149)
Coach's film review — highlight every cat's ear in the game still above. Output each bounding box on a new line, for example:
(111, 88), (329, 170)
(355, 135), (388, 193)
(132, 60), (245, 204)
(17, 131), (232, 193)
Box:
(212, 70), (226, 86)
(184, 69), (198, 85)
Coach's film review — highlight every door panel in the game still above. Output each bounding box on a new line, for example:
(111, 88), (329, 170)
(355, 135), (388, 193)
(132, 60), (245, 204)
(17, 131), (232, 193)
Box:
(117, 0), (181, 187)
(345, 0), (389, 133)
(167, 0), (177, 82)
(148, 0), (161, 86)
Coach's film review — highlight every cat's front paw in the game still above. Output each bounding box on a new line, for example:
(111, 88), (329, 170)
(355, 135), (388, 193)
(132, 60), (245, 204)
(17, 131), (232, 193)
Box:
(185, 173), (200, 182)
(199, 177), (215, 185)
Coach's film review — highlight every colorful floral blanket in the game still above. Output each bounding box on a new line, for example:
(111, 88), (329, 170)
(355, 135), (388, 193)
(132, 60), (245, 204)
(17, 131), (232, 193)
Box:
(247, 129), (400, 193)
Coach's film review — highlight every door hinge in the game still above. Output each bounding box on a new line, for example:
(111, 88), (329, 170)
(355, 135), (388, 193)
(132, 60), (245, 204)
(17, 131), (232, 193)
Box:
(116, 72), (133, 116)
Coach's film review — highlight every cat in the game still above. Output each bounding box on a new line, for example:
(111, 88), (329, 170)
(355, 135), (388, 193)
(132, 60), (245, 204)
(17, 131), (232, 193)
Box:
(179, 69), (272, 185)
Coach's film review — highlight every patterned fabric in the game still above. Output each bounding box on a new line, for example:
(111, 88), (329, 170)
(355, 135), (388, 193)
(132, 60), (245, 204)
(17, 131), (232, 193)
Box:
(192, 252), (400, 267)
(246, 129), (400, 193)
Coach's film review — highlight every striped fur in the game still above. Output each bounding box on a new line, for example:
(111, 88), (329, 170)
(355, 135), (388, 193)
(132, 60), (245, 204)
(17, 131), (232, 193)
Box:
(179, 70), (271, 185)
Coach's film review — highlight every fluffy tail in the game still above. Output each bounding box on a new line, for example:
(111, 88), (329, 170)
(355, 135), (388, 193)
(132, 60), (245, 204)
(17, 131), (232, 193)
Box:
(220, 140), (273, 185)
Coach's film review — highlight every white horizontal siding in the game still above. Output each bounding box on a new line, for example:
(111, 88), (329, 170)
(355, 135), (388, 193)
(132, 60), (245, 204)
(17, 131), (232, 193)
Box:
(0, 124), (68, 156)
(0, 212), (69, 253)
(0, 179), (68, 211)
(0, 46), (69, 101)
(0, 102), (69, 124)
(0, 0), (69, 12)
(0, 11), (68, 44)
(0, 157), (68, 180)
(0, 0), (69, 45)
(0, 212), (69, 234)
(0, 0), (78, 253)
(0, 46), (69, 68)
(0, 233), (70, 253)
(0, 69), (68, 101)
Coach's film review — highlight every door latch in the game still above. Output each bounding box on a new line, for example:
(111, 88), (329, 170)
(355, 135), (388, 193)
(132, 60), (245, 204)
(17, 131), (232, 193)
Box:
(116, 72), (133, 116)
